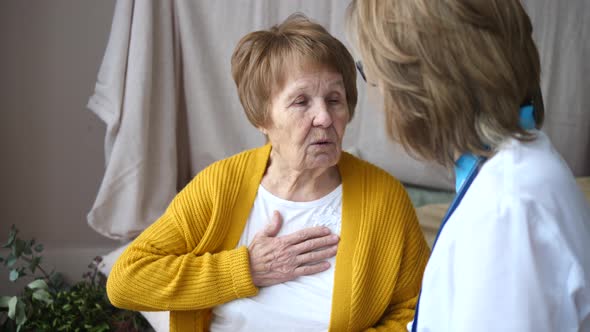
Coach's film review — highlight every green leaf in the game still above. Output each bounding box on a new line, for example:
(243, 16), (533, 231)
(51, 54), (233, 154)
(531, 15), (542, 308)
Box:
(89, 323), (110, 332)
(34, 244), (44, 253)
(5, 254), (17, 267)
(32, 289), (53, 304)
(28, 256), (41, 273)
(7, 296), (17, 319)
(12, 239), (26, 258)
(0, 296), (11, 307)
(9, 269), (19, 282)
(2, 225), (17, 248)
(49, 272), (64, 289)
(28, 278), (49, 290)
(24, 238), (34, 255)
(15, 299), (26, 327)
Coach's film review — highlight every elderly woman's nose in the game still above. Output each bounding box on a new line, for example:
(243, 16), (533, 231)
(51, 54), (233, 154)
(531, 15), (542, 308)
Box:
(312, 102), (333, 127)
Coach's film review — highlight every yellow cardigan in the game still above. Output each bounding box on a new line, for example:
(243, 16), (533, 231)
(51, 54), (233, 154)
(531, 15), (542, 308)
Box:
(107, 145), (429, 332)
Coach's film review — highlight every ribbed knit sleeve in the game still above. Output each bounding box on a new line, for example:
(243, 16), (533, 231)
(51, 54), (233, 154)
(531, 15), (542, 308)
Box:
(106, 158), (259, 312)
(333, 154), (430, 332)
(364, 181), (430, 331)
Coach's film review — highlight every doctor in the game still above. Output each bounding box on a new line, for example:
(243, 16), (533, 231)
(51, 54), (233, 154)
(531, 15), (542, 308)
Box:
(347, 0), (590, 331)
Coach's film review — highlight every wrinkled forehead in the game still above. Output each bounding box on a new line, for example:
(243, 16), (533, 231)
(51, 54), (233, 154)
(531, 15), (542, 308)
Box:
(270, 51), (342, 95)
(281, 74), (345, 101)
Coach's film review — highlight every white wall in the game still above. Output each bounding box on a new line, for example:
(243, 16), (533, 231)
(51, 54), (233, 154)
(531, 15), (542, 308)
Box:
(0, 0), (118, 294)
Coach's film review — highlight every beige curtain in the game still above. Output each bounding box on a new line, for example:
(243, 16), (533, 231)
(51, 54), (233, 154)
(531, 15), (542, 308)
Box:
(87, 0), (589, 240)
(522, 0), (590, 176)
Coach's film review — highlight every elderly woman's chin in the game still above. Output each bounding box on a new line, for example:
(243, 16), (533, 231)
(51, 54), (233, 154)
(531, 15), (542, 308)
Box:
(306, 143), (342, 168)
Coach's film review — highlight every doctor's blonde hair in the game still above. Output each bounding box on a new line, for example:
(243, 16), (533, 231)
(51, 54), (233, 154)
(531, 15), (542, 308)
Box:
(347, 0), (542, 167)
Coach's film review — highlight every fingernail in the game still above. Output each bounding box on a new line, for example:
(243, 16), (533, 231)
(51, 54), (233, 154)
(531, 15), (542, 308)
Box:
(330, 234), (339, 241)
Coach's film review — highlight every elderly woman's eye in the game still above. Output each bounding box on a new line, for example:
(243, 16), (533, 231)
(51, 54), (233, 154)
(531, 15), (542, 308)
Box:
(327, 97), (342, 105)
(293, 98), (308, 106)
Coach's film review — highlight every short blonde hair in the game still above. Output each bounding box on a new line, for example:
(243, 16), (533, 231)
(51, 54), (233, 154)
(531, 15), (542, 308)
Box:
(347, 0), (542, 167)
(231, 13), (358, 127)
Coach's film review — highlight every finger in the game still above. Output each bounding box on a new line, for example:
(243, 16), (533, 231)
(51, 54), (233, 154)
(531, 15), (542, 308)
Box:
(281, 226), (332, 245)
(290, 234), (339, 254)
(295, 245), (338, 265)
(293, 261), (331, 277)
(263, 211), (283, 237)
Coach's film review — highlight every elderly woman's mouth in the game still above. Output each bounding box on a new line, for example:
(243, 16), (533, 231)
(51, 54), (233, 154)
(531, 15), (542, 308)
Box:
(311, 140), (334, 146)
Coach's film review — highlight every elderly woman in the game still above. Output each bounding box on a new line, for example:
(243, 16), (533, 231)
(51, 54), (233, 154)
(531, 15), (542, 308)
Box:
(347, 1), (590, 331)
(107, 14), (429, 332)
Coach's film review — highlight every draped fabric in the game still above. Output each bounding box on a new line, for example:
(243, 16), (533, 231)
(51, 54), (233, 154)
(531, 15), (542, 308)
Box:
(87, 0), (589, 240)
(522, 0), (590, 177)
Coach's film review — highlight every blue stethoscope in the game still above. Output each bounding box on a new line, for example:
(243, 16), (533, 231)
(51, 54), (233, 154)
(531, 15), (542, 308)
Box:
(411, 104), (536, 332)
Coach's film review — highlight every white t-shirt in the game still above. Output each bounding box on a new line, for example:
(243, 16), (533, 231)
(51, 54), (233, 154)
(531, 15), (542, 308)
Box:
(409, 131), (590, 332)
(210, 184), (343, 332)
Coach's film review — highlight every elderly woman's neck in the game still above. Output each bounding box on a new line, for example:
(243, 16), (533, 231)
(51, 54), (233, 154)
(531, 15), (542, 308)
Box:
(261, 161), (341, 202)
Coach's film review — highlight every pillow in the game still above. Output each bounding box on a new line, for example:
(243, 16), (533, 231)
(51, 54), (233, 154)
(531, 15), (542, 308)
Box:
(100, 244), (170, 332)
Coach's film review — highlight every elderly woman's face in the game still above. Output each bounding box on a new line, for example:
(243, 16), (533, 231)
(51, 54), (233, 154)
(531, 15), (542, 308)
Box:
(262, 67), (349, 171)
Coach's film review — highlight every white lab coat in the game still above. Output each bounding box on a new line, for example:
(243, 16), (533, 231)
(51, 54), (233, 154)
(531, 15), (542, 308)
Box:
(411, 131), (590, 332)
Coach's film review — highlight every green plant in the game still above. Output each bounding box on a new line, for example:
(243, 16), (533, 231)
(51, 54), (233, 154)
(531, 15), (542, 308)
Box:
(0, 225), (150, 332)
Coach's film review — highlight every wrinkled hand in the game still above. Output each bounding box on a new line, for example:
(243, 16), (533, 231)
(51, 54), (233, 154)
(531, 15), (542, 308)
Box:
(248, 210), (339, 287)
